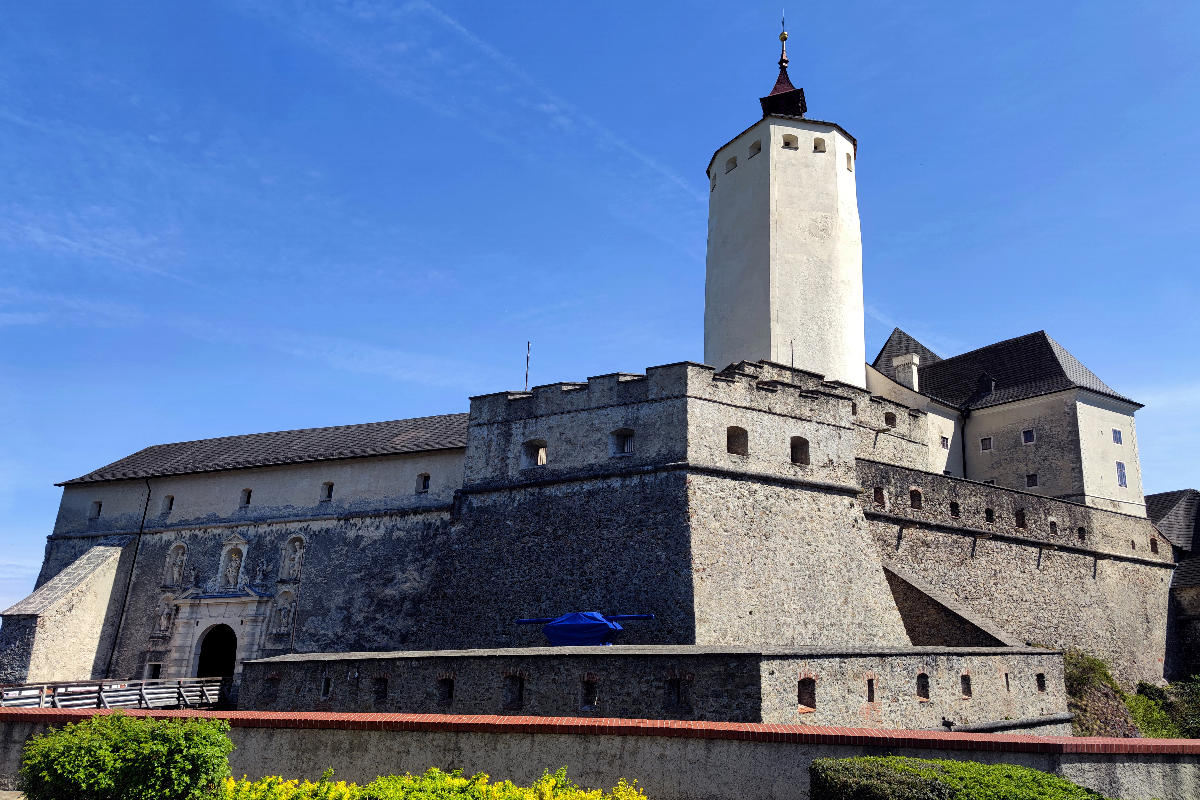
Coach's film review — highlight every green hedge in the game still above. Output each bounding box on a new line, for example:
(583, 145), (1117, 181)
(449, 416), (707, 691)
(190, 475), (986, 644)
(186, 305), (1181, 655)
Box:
(19, 712), (234, 800)
(221, 767), (644, 799)
(809, 756), (1111, 800)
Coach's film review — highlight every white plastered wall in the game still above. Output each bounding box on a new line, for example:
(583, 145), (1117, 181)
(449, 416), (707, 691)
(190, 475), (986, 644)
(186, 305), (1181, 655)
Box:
(865, 365), (963, 475)
(1075, 391), (1145, 516)
(704, 118), (865, 387)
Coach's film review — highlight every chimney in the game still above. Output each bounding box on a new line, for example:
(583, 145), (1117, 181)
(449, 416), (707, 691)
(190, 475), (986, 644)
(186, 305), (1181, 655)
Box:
(891, 354), (920, 392)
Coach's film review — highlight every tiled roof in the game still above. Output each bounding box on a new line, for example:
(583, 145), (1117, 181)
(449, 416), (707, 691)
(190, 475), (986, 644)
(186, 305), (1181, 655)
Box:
(60, 413), (470, 485)
(914, 331), (1140, 411)
(871, 328), (943, 383)
(1147, 489), (1200, 552)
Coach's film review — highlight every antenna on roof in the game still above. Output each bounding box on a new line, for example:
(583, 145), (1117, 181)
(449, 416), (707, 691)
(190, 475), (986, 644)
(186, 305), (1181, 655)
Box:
(525, 341), (531, 392)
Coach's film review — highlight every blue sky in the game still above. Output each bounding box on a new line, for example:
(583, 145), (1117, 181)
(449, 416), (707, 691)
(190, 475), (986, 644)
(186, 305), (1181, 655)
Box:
(1, 1), (1197, 610)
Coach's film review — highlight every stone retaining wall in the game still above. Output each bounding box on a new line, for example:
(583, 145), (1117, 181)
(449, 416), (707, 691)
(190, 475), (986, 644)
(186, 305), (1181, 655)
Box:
(0, 709), (1196, 800)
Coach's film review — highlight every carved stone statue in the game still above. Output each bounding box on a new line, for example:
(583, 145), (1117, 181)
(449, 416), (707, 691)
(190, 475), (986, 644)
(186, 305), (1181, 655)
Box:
(164, 547), (185, 587)
(254, 559), (270, 585)
(222, 550), (242, 588)
(155, 603), (174, 633)
(281, 539), (305, 580)
(274, 602), (294, 633)
(184, 566), (198, 589)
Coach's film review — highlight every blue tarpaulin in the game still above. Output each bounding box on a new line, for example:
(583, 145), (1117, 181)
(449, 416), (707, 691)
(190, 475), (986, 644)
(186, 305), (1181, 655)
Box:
(515, 611), (655, 646)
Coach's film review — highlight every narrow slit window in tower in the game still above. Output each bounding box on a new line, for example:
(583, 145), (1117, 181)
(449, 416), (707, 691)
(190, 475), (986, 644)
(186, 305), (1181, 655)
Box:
(916, 673), (930, 700)
(790, 436), (810, 465)
(726, 426), (749, 456)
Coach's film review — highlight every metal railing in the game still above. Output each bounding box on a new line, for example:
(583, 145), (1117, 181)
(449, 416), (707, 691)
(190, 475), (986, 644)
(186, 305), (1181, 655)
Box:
(0, 677), (227, 709)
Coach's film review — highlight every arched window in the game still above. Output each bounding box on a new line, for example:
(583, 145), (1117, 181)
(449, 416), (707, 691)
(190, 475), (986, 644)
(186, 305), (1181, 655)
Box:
(1015, 509), (1027, 529)
(748, 139), (762, 158)
(726, 426), (749, 456)
(797, 677), (817, 712)
(725, 156), (737, 173)
(522, 439), (548, 469)
(782, 134), (799, 150)
(610, 428), (635, 456)
(813, 137), (826, 153)
(884, 412), (897, 428)
(872, 487), (886, 506)
(790, 436), (810, 465)
(916, 673), (930, 700)
(909, 489), (923, 510)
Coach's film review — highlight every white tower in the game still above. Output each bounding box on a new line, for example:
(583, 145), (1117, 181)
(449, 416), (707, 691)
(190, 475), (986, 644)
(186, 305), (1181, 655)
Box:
(703, 29), (866, 387)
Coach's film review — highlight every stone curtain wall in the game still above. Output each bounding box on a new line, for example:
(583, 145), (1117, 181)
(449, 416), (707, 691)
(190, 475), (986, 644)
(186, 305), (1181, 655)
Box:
(2, 709), (1198, 800)
(859, 460), (1172, 683)
(239, 646), (1068, 731)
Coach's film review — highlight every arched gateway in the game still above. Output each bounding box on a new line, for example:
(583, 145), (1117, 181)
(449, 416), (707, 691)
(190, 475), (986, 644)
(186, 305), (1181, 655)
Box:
(196, 624), (237, 678)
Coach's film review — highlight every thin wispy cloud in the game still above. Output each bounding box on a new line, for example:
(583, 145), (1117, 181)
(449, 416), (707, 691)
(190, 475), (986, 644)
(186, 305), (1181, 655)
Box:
(224, 0), (707, 259)
(0, 288), (146, 328)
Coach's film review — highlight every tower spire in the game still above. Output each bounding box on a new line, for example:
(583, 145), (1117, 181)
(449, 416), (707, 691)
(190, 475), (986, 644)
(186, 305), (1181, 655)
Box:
(760, 17), (806, 117)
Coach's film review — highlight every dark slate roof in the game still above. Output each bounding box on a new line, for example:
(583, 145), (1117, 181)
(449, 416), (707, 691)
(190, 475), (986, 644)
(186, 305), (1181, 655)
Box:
(914, 331), (1140, 411)
(1172, 557), (1200, 589)
(871, 328), (943, 383)
(60, 413), (470, 485)
(1147, 489), (1200, 552)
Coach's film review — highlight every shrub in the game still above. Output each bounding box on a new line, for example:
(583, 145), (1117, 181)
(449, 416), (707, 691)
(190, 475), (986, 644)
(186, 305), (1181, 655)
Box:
(221, 767), (645, 800)
(1125, 693), (1181, 739)
(20, 712), (233, 800)
(810, 756), (1111, 800)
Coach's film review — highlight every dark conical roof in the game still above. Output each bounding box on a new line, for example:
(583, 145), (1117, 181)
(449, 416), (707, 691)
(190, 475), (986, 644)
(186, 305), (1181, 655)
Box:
(759, 29), (807, 117)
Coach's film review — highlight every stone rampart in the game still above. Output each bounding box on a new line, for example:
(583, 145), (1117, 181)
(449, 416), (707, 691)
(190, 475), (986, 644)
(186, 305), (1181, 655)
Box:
(858, 460), (1172, 683)
(239, 645), (1068, 732)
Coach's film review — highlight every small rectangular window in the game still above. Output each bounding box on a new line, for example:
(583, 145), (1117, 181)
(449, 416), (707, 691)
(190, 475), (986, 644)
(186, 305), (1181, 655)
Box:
(748, 139), (761, 159)
(162, 495), (174, 514)
(866, 677), (875, 703)
(1036, 673), (1047, 693)
(240, 488), (252, 507)
(320, 482), (334, 502)
(88, 500), (103, 519)
(940, 436), (949, 450)
(1112, 429), (1123, 445)
(1026, 473), (1038, 488)
(980, 437), (993, 452)
(1116, 461), (1127, 488)
(961, 674), (972, 698)
(145, 662), (162, 679)
(1022, 429), (1036, 445)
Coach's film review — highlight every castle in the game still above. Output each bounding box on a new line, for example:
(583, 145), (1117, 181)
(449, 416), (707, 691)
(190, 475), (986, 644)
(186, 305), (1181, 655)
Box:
(2, 32), (1193, 733)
